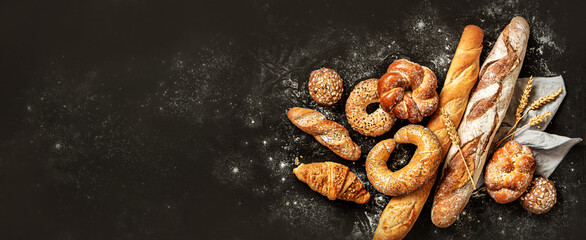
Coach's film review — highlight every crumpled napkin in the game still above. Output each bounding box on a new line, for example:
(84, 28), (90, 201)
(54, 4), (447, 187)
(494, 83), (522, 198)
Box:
(477, 76), (582, 187)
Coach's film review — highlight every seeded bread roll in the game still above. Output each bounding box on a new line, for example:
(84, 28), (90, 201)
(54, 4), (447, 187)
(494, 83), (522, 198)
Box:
(519, 176), (557, 214)
(308, 68), (343, 106)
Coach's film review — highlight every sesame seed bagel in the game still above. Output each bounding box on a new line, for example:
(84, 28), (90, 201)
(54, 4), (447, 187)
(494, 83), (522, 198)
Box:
(346, 78), (395, 137)
(366, 125), (442, 196)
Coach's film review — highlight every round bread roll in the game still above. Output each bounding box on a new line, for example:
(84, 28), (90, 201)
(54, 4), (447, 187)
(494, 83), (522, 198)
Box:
(519, 176), (557, 214)
(485, 141), (536, 203)
(308, 68), (343, 106)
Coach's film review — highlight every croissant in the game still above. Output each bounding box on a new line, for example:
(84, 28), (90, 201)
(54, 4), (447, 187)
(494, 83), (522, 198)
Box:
(293, 162), (370, 204)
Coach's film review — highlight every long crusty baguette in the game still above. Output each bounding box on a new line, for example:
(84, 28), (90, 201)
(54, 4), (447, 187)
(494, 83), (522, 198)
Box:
(431, 16), (530, 228)
(287, 107), (361, 160)
(373, 25), (484, 240)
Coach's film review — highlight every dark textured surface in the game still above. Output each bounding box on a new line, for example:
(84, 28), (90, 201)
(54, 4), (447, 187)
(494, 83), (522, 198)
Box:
(1, 0), (585, 239)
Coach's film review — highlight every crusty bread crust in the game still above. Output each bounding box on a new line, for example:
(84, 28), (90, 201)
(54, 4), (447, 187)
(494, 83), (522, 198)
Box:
(287, 107), (361, 160)
(374, 25), (484, 239)
(431, 17), (530, 228)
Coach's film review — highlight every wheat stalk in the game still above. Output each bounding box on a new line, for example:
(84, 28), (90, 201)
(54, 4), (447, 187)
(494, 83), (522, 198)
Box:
(505, 76), (534, 139)
(528, 88), (562, 110)
(495, 111), (553, 147)
(516, 76), (534, 122)
(441, 108), (476, 190)
(528, 111), (552, 126)
(497, 85), (562, 146)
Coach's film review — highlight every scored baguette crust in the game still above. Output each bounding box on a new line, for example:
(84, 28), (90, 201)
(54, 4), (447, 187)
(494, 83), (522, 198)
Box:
(373, 25), (484, 240)
(287, 107), (361, 160)
(431, 16), (530, 228)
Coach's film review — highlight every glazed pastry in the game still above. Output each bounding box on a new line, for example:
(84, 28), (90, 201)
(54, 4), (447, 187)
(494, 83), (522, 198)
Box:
(485, 141), (536, 203)
(287, 107), (361, 160)
(293, 162), (370, 204)
(378, 59), (439, 123)
(374, 24), (484, 240)
(366, 125), (441, 196)
(308, 68), (344, 106)
(519, 176), (557, 214)
(346, 78), (395, 137)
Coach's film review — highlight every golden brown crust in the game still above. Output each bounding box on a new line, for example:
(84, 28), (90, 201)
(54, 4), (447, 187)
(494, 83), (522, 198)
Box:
(293, 162), (370, 204)
(308, 68), (344, 106)
(378, 59), (439, 123)
(519, 176), (556, 214)
(374, 173), (435, 240)
(426, 25), (484, 156)
(287, 107), (361, 160)
(374, 25), (483, 239)
(345, 78), (396, 137)
(485, 141), (536, 203)
(431, 17), (530, 228)
(366, 125), (441, 196)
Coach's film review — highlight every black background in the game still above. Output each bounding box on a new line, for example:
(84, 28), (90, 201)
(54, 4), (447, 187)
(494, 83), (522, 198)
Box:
(1, 0), (585, 239)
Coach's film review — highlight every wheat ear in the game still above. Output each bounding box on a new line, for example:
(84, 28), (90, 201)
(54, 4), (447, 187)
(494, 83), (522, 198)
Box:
(512, 76), (534, 138)
(528, 88), (562, 111)
(516, 76), (534, 121)
(441, 108), (476, 190)
(504, 76), (534, 139)
(495, 111), (553, 147)
(498, 85), (562, 146)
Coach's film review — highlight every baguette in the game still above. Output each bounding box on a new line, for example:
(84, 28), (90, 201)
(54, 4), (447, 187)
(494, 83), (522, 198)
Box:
(287, 107), (361, 160)
(373, 25), (484, 240)
(431, 16), (530, 228)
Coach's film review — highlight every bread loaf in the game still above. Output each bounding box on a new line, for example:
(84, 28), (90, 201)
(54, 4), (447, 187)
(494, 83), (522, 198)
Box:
(431, 17), (530, 228)
(287, 107), (361, 160)
(373, 25), (484, 240)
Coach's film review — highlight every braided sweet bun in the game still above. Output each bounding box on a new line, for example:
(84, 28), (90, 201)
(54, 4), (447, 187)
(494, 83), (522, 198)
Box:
(485, 141), (536, 204)
(377, 59), (439, 123)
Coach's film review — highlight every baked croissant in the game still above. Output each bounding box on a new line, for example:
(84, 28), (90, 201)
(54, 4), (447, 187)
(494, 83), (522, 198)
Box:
(293, 162), (370, 204)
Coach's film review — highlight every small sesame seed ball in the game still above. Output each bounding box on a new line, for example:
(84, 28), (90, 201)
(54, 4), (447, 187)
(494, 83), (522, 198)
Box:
(308, 68), (344, 106)
(519, 176), (557, 214)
